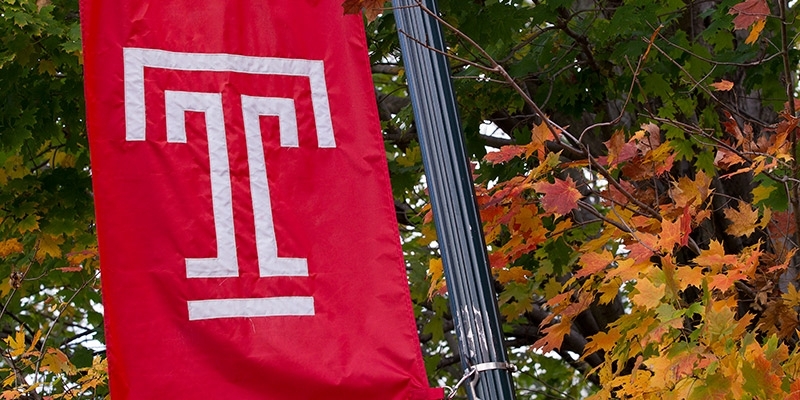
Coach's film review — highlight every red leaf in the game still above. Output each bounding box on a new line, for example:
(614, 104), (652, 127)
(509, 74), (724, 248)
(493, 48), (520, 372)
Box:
(729, 0), (770, 30)
(533, 177), (581, 215)
(484, 145), (525, 164)
(603, 129), (637, 166)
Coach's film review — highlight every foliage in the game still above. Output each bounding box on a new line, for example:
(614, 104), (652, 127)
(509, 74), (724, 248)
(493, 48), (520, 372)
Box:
(2, 0), (800, 398)
(368, 0), (800, 398)
(0, 0), (104, 398)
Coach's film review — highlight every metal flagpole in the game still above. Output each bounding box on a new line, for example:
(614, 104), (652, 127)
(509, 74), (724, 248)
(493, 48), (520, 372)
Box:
(391, 1), (517, 399)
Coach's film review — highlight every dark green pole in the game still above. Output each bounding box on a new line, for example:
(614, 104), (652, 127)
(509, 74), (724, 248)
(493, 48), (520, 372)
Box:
(391, 1), (516, 399)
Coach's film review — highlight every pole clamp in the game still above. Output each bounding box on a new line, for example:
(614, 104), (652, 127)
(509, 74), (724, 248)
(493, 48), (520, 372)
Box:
(446, 362), (515, 399)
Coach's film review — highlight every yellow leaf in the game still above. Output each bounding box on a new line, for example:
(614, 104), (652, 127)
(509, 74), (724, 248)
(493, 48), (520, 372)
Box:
(35, 234), (63, 262)
(427, 258), (445, 298)
(585, 329), (622, 356)
(3, 156), (26, 180)
(724, 200), (759, 237)
(4, 329), (25, 357)
(783, 284), (800, 307)
(598, 278), (622, 305)
(416, 224), (437, 246)
(40, 348), (76, 375)
(671, 171), (713, 209)
(0, 279), (11, 298)
(543, 278), (562, 299)
(0, 239), (23, 258)
(496, 266), (531, 284)
(752, 184), (774, 204)
(745, 18), (766, 44)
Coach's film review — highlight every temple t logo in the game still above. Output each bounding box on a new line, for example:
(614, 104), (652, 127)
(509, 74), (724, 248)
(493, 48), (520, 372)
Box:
(123, 48), (335, 321)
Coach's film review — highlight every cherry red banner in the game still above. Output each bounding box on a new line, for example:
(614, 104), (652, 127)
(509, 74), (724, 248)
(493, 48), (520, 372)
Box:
(80, 2), (441, 399)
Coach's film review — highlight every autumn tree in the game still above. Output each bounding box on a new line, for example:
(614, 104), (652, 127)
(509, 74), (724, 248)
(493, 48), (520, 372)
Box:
(2, 0), (800, 398)
(369, 0), (800, 398)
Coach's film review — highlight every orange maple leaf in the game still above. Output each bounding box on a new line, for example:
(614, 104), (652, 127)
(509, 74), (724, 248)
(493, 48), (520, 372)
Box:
(745, 18), (766, 44)
(496, 266), (531, 284)
(526, 121), (555, 161)
(658, 217), (683, 252)
(728, 0), (770, 30)
(576, 250), (614, 279)
(484, 145), (525, 164)
(675, 266), (705, 290)
(694, 240), (737, 270)
(533, 177), (581, 215)
(724, 200), (759, 237)
(341, 0), (385, 22)
(710, 80), (734, 91)
(532, 320), (572, 353)
(714, 146), (746, 169)
(671, 171), (713, 209)
(631, 278), (665, 309)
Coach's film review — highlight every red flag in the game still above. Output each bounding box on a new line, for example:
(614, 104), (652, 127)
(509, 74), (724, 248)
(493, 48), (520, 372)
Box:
(80, 2), (442, 399)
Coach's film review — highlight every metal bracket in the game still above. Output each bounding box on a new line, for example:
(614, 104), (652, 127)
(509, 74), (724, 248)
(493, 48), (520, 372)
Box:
(446, 362), (515, 400)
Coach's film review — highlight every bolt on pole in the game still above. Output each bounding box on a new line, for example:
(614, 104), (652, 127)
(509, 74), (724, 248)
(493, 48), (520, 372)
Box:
(391, 1), (517, 399)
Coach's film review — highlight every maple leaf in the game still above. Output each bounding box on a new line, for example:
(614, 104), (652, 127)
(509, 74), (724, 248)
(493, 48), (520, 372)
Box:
(40, 348), (77, 375)
(602, 179), (636, 206)
(0, 239), (23, 258)
(631, 278), (665, 309)
(671, 171), (713, 209)
(724, 200), (759, 237)
(584, 329), (622, 356)
(603, 129), (637, 166)
(496, 266), (531, 284)
(728, 0), (770, 30)
(341, 0), (384, 22)
(694, 240), (738, 270)
(526, 121), (555, 161)
(484, 145), (525, 164)
(533, 319), (572, 353)
(675, 266), (705, 290)
(782, 284), (800, 307)
(35, 234), (63, 262)
(658, 217), (683, 252)
(576, 250), (614, 279)
(427, 258), (446, 298)
(533, 176), (581, 215)
(710, 80), (734, 91)
(745, 18), (766, 44)
(714, 146), (746, 169)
